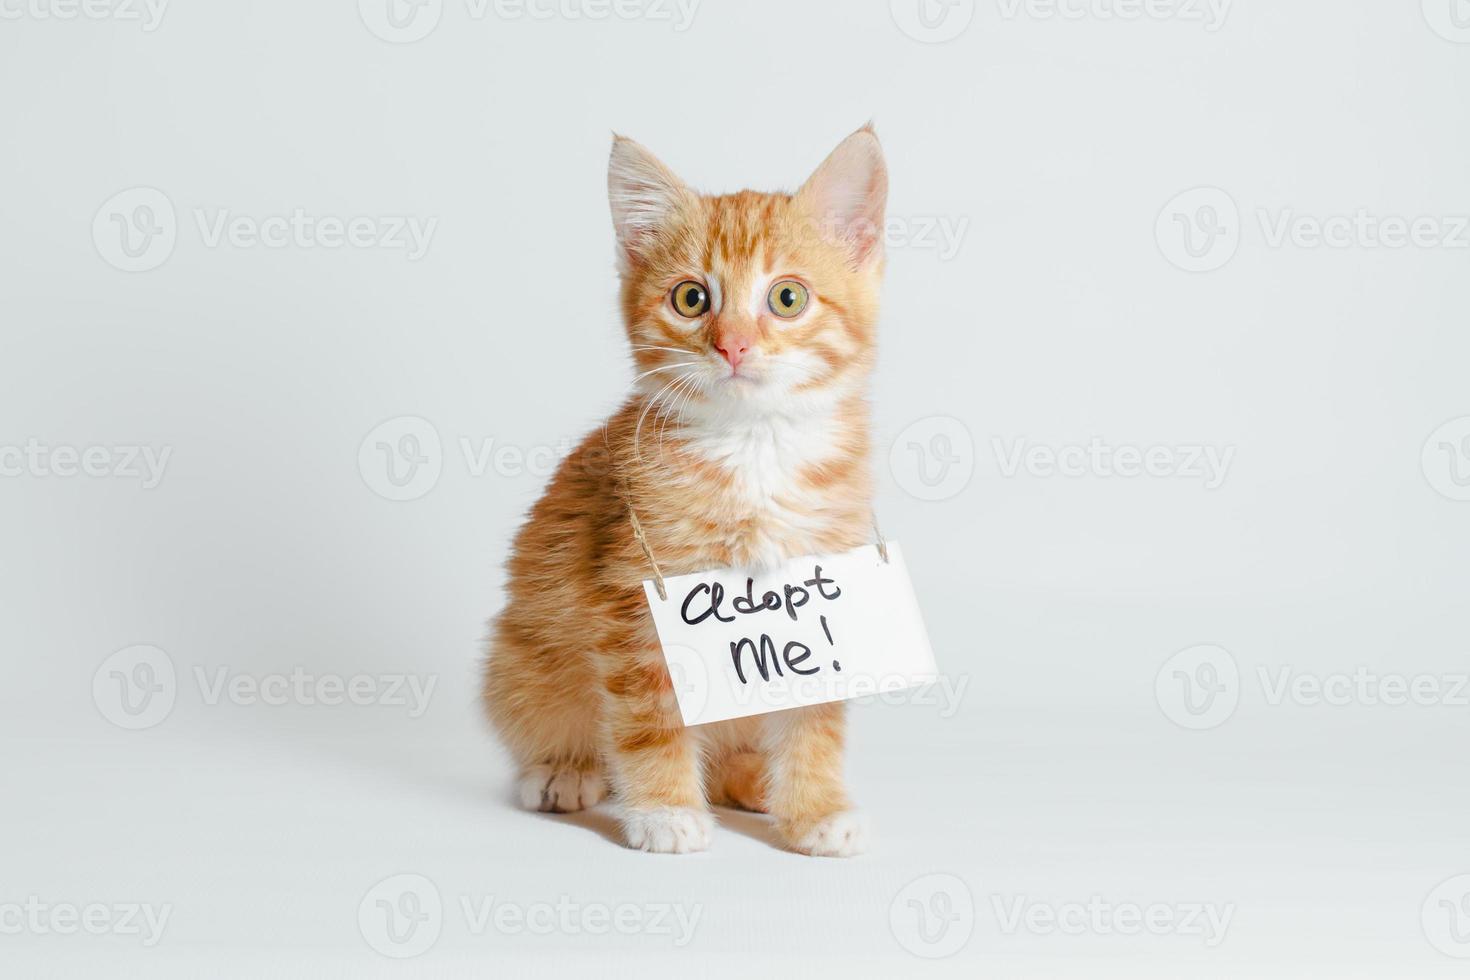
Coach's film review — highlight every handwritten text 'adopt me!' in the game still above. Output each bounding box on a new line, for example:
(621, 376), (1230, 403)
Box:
(644, 543), (939, 726)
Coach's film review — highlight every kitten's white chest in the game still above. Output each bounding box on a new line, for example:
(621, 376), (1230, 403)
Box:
(684, 412), (838, 568)
(691, 413), (827, 500)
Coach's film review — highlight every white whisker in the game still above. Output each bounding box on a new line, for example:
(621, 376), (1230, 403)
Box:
(633, 375), (686, 463)
(658, 373), (698, 451)
(671, 374), (701, 435)
(631, 361), (698, 384)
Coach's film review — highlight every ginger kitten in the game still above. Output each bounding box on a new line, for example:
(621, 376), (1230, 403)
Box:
(483, 126), (887, 856)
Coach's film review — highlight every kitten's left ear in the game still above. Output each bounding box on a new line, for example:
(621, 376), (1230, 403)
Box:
(608, 135), (694, 269)
(796, 124), (889, 268)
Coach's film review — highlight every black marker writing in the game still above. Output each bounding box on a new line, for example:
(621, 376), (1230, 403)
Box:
(680, 582), (735, 626)
(685, 566), (848, 686)
(804, 565), (841, 601)
(729, 635), (821, 684)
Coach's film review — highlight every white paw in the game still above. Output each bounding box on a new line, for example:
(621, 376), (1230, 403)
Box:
(621, 806), (712, 854)
(517, 765), (607, 813)
(791, 810), (869, 857)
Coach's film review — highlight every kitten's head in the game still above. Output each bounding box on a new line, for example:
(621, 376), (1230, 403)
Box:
(608, 126), (887, 416)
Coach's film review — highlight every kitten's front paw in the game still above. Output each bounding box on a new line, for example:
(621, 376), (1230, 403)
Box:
(783, 810), (869, 857)
(622, 806), (712, 854)
(517, 765), (607, 813)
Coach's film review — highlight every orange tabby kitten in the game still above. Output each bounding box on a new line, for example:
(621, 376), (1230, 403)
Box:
(483, 126), (887, 856)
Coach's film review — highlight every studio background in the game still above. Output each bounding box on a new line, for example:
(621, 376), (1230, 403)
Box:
(2, 0), (1467, 976)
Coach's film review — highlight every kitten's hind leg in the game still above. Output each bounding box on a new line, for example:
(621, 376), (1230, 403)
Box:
(707, 750), (768, 813)
(483, 626), (604, 814)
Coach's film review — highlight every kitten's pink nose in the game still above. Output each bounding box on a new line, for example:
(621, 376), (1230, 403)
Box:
(714, 332), (751, 371)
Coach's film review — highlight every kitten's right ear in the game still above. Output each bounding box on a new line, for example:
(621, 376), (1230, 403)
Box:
(608, 135), (692, 269)
(796, 124), (888, 269)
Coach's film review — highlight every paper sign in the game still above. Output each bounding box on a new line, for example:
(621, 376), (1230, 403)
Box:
(643, 542), (938, 727)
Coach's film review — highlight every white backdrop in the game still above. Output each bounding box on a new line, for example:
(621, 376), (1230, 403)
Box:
(2, 1), (1468, 976)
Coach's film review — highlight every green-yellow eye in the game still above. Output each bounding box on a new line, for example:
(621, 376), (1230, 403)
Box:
(767, 280), (809, 318)
(671, 281), (709, 318)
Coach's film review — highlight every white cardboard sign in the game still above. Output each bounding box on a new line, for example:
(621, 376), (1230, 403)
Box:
(643, 542), (938, 727)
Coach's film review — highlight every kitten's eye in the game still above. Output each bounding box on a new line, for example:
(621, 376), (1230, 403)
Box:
(670, 281), (710, 318)
(767, 280), (809, 318)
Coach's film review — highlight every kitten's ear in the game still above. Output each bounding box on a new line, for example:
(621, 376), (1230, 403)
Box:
(608, 135), (693, 268)
(796, 124), (888, 268)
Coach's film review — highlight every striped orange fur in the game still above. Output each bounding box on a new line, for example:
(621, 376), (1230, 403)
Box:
(483, 126), (887, 855)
